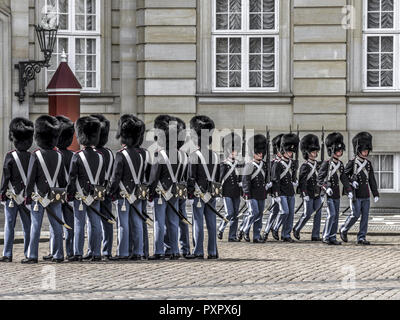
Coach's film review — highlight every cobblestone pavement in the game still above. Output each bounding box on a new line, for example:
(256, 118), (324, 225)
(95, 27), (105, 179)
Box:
(1, 230), (400, 300)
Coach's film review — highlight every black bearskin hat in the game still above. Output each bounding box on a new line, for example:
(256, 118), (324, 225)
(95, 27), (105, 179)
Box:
(119, 116), (143, 147)
(75, 116), (101, 147)
(281, 133), (300, 154)
(326, 132), (345, 157)
(116, 114), (134, 140)
(352, 132), (373, 154)
(91, 114), (110, 148)
(190, 115), (215, 147)
(56, 115), (74, 150)
(249, 134), (267, 156)
(154, 114), (177, 149)
(174, 116), (187, 150)
(222, 132), (242, 157)
(272, 134), (284, 155)
(300, 134), (320, 160)
(9, 117), (34, 152)
(34, 115), (61, 150)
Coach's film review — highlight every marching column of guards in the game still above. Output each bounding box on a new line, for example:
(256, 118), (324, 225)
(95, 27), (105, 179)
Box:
(0, 114), (381, 263)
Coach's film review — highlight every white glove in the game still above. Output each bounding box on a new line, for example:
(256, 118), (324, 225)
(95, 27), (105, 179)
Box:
(1, 201), (6, 207)
(26, 204), (32, 211)
(187, 199), (194, 207)
(147, 200), (155, 208)
(348, 192), (353, 200)
(303, 196), (310, 202)
(265, 182), (273, 191)
(352, 181), (359, 189)
(292, 180), (299, 188)
(238, 182), (243, 188)
(326, 188), (333, 196)
(374, 197), (379, 203)
(274, 196), (281, 204)
(68, 201), (74, 207)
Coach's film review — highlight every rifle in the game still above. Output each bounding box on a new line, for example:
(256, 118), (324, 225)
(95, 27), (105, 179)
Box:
(242, 125), (246, 160)
(266, 126), (271, 184)
(69, 196), (115, 225)
(320, 127), (325, 163)
(158, 188), (192, 225)
(342, 142), (359, 214)
(314, 147), (335, 214)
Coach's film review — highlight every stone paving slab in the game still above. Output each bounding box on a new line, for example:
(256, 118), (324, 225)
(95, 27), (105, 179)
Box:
(0, 232), (400, 300)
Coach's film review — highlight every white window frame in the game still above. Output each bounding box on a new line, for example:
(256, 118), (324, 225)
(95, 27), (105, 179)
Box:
(362, 0), (400, 91)
(212, 0), (280, 92)
(45, 0), (101, 92)
(370, 153), (398, 193)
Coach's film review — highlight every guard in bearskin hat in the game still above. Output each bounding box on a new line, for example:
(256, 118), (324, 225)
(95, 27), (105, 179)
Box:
(293, 134), (323, 241)
(67, 116), (106, 262)
(340, 132), (379, 245)
(163, 116), (192, 258)
(146, 115), (183, 260)
(262, 133), (284, 241)
(0, 118), (33, 262)
(22, 116), (67, 264)
(239, 134), (270, 243)
(108, 115), (144, 260)
(217, 132), (243, 242)
(42, 115), (76, 261)
(317, 132), (352, 245)
(186, 115), (220, 259)
(85, 114), (115, 261)
(132, 116), (151, 259)
(271, 133), (299, 242)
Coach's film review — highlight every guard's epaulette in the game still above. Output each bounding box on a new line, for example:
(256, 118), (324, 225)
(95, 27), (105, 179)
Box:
(75, 150), (83, 154)
(7, 149), (16, 154)
(117, 147), (125, 153)
(32, 148), (40, 153)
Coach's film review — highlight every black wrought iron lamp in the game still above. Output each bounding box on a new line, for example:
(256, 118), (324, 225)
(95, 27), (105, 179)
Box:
(14, 22), (58, 104)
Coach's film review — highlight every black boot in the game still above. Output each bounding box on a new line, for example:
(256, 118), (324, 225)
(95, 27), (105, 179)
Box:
(244, 234), (250, 242)
(0, 256), (12, 263)
(218, 231), (223, 240)
(21, 258), (38, 264)
(357, 239), (371, 245)
(82, 253), (93, 261)
(148, 254), (165, 260)
(42, 254), (53, 261)
(340, 229), (348, 243)
(68, 255), (83, 262)
(293, 228), (300, 241)
(237, 231), (244, 241)
(272, 229), (279, 241)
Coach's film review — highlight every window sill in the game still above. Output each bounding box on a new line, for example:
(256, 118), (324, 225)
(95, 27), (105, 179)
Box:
(197, 92), (293, 105)
(347, 92), (400, 104)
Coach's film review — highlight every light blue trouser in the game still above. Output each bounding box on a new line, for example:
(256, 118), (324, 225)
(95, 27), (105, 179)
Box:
(192, 197), (217, 256)
(164, 198), (190, 255)
(218, 197), (241, 240)
(73, 200), (102, 257)
(341, 198), (371, 241)
(239, 203), (251, 233)
(322, 198), (340, 241)
(178, 199), (190, 255)
(62, 203), (74, 257)
(242, 199), (265, 240)
(117, 199), (143, 257)
(294, 197), (322, 239)
(100, 198), (113, 256)
(154, 196), (179, 255)
(263, 200), (280, 235)
(142, 200), (149, 257)
(28, 202), (64, 260)
(2, 200), (31, 258)
(86, 198), (113, 257)
(273, 196), (296, 239)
